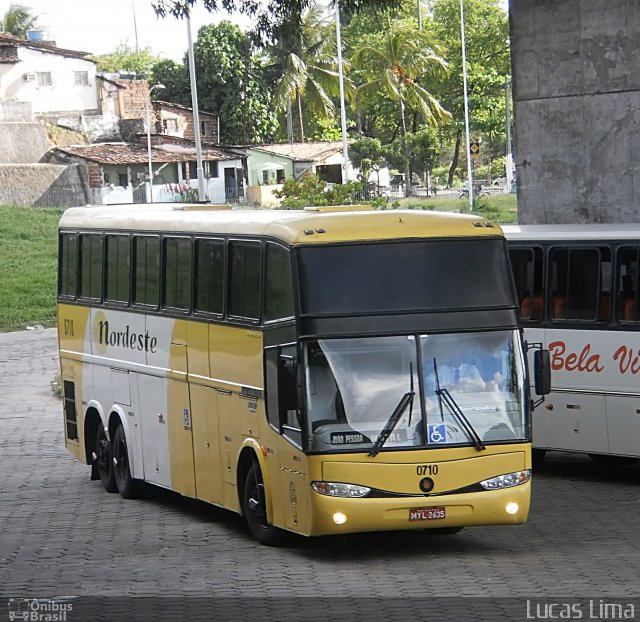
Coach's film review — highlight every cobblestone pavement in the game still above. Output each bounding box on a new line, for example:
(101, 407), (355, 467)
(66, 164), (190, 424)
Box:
(1, 328), (639, 621)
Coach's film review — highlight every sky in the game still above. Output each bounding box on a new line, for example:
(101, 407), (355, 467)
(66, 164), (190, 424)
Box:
(0, 0), (252, 61)
(1, 0), (509, 62)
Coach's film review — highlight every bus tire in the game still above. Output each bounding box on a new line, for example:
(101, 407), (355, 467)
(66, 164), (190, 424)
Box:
(243, 462), (286, 547)
(112, 424), (141, 499)
(532, 449), (546, 469)
(95, 426), (117, 493)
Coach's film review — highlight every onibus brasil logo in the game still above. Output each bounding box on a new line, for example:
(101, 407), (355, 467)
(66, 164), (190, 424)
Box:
(8, 598), (73, 621)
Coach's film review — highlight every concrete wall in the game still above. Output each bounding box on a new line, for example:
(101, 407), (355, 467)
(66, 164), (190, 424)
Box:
(511, 0), (640, 223)
(0, 163), (87, 207)
(0, 101), (32, 121)
(0, 122), (51, 163)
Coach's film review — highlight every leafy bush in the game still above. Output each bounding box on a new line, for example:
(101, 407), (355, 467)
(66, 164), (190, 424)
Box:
(273, 173), (365, 208)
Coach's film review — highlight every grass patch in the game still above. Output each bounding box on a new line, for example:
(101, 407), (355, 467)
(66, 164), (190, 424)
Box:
(0, 205), (63, 332)
(389, 193), (518, 224)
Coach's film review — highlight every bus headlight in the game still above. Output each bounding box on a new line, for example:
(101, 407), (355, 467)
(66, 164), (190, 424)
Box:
(311, 481), (371, 498)
(480, 470), (531, 490)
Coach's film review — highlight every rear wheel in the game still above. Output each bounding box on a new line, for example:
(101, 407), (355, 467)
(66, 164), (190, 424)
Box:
(242, 462), (286, 546)
(95, 426), (117, 493)
(112, 424), (141, 499)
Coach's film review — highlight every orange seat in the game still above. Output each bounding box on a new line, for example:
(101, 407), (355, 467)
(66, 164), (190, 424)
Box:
(552, 297), (566, 319)
(520, 294), (543, 319)
(624, 299), (637, 321)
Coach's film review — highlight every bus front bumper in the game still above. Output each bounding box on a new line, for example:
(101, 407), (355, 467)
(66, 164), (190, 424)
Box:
(306, 481), (531, 537)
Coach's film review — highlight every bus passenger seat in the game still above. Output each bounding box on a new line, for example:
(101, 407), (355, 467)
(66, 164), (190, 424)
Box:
(624, 299), (637, 321)
(520, 294), (543, 319)
(552, 296), (566, 319)
(598, 293), (611, 321)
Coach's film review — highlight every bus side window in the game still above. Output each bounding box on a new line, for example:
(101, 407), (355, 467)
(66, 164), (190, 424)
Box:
(105, 234), (131, 305)
(509, 246), (543, 321)
(79, 233), (103, 301)
(194, 238), (224, 315)
(548, 247), (602, 321)
(264, 243), (294, 322)
(616, 247), (639, 322)
(229, 241), (262, 321)
(265, 345), (301, 447)
(133, 236), (160, 308)
(58, 232), (78, 299)
(163, 237), (192, 312)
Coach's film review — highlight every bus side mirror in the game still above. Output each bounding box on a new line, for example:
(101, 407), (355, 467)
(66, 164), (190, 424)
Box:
(534, 350), (551, 396)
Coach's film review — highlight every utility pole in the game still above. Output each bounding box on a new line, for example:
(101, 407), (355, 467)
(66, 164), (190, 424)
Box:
(187, 16), (206, 202)
(460, 0), (473, 213)
(505, 77), (514, 193)
(335, 1), (350, 183)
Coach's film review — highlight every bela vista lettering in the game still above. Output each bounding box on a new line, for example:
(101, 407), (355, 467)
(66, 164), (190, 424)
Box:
(549, 341), (604, 373)
(549, 340), (640, 375)
(98, 320), (158, 353)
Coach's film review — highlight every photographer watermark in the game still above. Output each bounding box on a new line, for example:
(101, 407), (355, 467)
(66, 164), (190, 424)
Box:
(526, 598), (636, 620)
(7, 599), (73, 622)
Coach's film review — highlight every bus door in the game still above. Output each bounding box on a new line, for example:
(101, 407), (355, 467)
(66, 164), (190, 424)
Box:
(265, 344), (310, 534)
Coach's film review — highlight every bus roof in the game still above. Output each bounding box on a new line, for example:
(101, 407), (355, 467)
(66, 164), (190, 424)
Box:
(59, 204), (503, 245)
(503, 223), (640, 242)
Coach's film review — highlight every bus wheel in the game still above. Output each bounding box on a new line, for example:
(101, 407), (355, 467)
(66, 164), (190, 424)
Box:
(112, 424), (141, 499)
(95, 426), (117, 493)
(243, 462), (286, 547)
(532, 449), (547, 469)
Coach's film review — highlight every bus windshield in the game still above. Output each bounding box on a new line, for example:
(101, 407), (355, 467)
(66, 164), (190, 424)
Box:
(305, 330), (528, 453)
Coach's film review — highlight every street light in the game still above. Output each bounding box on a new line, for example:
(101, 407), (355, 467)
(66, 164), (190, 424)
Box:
(147, 83), (165, 203)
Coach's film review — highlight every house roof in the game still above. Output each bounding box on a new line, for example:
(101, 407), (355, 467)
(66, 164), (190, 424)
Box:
(253, 141), (344, 163)
(52, 142), (240, 165)
(0, 33), (94, 62)
(153, 100), (218, 119)
(0, 44), (19, 63)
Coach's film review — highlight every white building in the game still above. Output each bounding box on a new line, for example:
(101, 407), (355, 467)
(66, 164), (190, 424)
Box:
(0, 32), (98, 116)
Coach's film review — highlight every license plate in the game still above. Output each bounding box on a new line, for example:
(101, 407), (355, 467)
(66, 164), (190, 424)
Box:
(409, 506), (446, 521)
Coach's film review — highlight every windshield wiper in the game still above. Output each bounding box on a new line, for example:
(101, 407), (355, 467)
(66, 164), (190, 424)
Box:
(433, 358), (486, 451)
(368, 391), (414, 457)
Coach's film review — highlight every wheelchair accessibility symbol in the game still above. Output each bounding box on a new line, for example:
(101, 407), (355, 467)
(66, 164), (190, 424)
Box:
(428, 424), (447, 444)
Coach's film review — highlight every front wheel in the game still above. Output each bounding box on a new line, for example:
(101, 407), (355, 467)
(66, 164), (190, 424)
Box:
(243, 462), (286, 546)
(112, 424), (141, 499)
(95, 426), (117, 493)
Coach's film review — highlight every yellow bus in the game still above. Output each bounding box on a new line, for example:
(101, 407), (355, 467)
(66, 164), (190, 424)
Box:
(58, 204), (548, 545)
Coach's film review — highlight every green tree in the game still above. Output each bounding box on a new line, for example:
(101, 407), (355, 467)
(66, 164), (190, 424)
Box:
(193, 21), (277, 144)
(428, 0), (511, 186)
(0, 3), (39, 38)
(349, 137), (387, 196)
(150, 59), (191, 107)
(92, 44), (163, 80)
(267, 5), (341, 142)
(152, 0), (405, 45)
(352, 19), (450, 196)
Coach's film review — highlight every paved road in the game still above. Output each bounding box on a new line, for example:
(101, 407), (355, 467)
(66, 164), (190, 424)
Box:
(1, 328), (639, 621)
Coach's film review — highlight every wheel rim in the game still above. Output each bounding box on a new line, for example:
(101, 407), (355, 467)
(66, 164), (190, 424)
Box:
(113, 435), (128, 488)
(96, 434), (110, 476)
(248, 475), (268, 529)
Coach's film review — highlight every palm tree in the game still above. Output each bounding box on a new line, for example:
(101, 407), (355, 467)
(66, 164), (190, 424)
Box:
(0, 4), (39, 38)
(267, 4), (342, 142)
(353, 20), (451, 196)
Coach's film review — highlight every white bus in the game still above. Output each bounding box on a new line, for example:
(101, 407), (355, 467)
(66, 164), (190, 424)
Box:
(504, 224), (640, 466)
